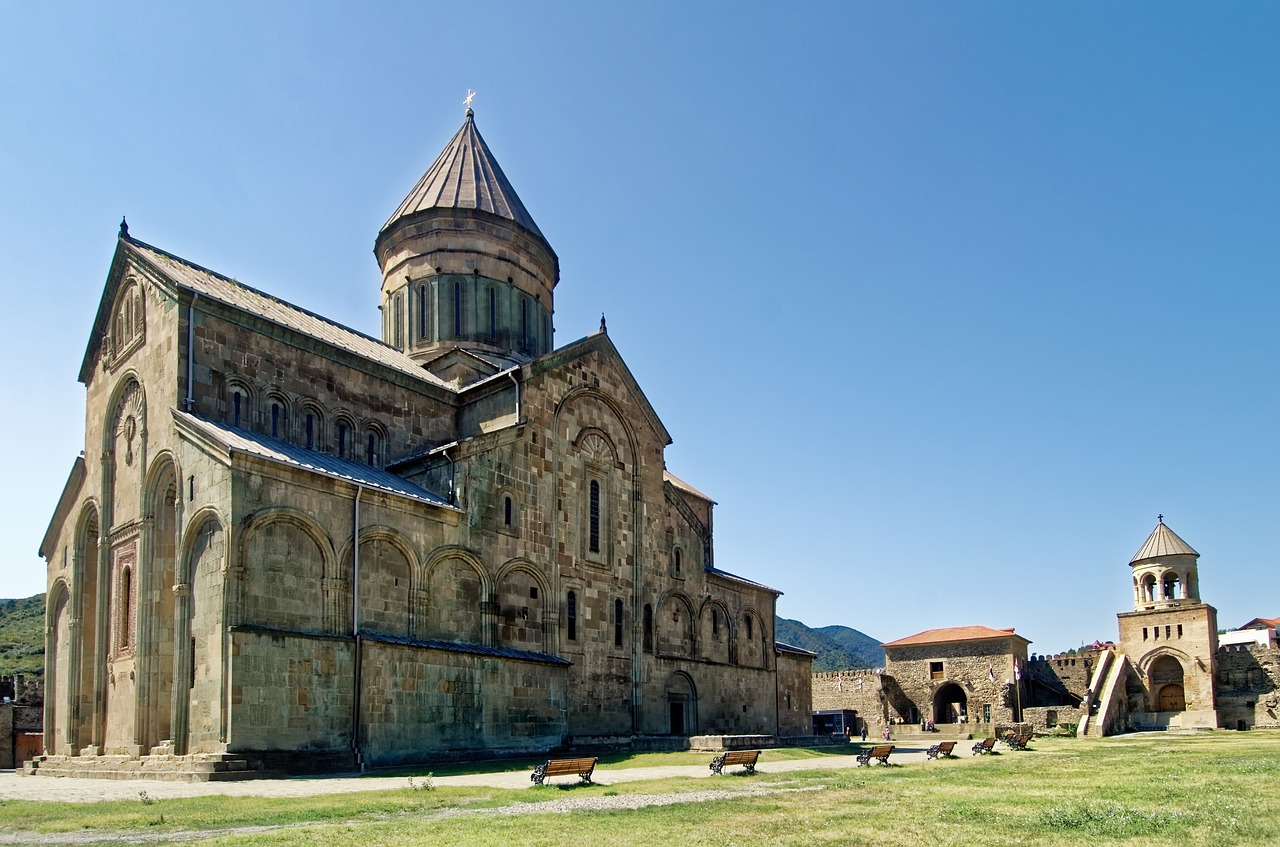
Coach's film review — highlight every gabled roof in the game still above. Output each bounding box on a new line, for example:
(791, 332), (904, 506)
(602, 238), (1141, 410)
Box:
(381, 110), (547, 243)
(39, 456), (86, 559)
(1240, 616), (1280, 630)
(80, 236), (455, 391)
(1131, 520), (1199, 564)
(707, 567), (782, 596)
(882, 626), (1028, 649)
(175, 411), (452, 507)
(664, 470), (716, 504)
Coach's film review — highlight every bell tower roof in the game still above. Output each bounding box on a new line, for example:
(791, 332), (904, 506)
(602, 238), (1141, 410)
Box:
(1130, 517), (1199, 564)
(380, 109), (547, 244)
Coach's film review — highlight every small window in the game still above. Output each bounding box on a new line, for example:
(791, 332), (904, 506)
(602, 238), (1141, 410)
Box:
(1143, 627), (1149, 641)
(394, 293), (404, 348)
(588, 480), (601, 554)
(567, 591), (577, 641)
(673, 548), (682, 576)
(504, 496), (513, 527)
(271, 402), (281, 438)
(1177, 624), (1183, 638)
(366, 432), (376, 465)
(643, 604), (653, 653)
(614, 598), (624, 647)
(305, 414), (315, 449)
(529, 586), (538, 600)
(453, 280), (462, 336)
(982, 703), (992, 722)
(1165, 625), (1171, 639)
(232, 392), (242, 427)
(745, 614), (753, 640)
(119, 566), (133, 650)
(489, 287), (497, 338)
(929, 661), (944, 680)
(337, 423), (348, 459)
(712, 609), (719, 638)
(521, 299), (528, 349)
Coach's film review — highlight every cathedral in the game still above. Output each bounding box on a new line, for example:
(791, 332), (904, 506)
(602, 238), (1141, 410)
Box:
(35, 109), (813, 778)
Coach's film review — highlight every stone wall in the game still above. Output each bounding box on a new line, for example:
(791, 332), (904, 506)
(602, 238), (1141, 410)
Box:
(1215, 644), (1280, 730)
(1022, 705), (1084, 732)
(775, 650), (815, 736)
(884, 637), (1027, 726)
(811, 670), (884, 719)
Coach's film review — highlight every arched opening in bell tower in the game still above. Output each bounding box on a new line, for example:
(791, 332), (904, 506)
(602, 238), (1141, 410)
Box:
(1149, 655), (1186, 712)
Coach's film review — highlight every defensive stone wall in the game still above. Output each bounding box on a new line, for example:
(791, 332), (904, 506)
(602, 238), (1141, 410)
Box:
(1215, 644), (1280, 730)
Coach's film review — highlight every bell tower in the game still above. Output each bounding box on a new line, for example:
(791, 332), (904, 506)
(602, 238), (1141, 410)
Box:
(1116, 517), (1219, 729)
(1129, 515), (1201, 610)
(374, 108), (559, 374)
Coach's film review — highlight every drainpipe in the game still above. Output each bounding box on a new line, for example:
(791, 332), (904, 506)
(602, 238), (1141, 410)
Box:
(507, 370), (521, 422)
(441, 446), (456, 505)
(351, 484), (365, 772)
(185, 293), (199, 411)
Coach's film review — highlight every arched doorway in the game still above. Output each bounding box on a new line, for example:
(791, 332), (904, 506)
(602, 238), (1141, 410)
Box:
(933, 682), (967, 724)
(664, 672), (697, 736)
(1149, 655), (1186, 713)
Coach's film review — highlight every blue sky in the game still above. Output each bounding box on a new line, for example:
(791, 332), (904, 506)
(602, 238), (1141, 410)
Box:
(2, 2), (1276, 654)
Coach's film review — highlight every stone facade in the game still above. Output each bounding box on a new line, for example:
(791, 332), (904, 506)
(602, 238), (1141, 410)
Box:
(812, 629), (1031, 735)
(34, 112), (805, 778)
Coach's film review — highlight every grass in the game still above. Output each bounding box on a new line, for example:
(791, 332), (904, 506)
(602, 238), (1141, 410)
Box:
(1, 732), (1277, 846)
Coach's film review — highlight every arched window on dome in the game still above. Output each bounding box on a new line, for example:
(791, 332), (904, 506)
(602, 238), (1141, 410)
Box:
(489, 287), (497, 339)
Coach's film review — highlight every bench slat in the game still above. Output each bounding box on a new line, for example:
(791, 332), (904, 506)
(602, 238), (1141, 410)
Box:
(709, 750), (761, 775)
(531, 756), (598, 785)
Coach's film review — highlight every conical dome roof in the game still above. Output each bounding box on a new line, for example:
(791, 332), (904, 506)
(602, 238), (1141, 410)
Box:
(381, 110), (546, 242)
(1131, 519), (1199, 564)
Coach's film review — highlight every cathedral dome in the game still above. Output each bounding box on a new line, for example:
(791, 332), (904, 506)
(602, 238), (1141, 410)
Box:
(374, 109), (559, 370)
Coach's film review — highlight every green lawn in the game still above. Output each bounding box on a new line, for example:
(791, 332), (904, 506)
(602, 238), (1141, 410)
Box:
(1, 732), (1277, 846)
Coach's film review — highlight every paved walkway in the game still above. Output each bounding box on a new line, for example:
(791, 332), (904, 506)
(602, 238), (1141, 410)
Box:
(0, 742), (975, 804)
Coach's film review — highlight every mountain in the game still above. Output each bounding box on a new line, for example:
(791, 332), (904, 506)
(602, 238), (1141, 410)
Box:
(0, 594), (45, 676)
(776, 617), (884, 671)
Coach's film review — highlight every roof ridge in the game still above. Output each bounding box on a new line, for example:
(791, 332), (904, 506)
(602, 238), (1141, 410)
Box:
(125, 237), (402, 351)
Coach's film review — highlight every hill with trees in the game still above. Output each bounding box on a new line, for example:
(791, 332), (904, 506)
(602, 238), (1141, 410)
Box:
(776, 617), (884, 671)
(0, 594), (44, 676)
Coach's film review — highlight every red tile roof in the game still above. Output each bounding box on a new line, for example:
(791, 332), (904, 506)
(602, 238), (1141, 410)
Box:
(882, 626), (1028, 648)
(1240, 616), (1280, 630)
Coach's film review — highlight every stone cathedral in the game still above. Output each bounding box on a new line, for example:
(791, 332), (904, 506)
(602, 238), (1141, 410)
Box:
(35, 110), (813, 778)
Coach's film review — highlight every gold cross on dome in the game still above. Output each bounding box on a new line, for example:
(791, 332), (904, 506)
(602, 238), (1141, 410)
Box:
(463, 89), (476, 109)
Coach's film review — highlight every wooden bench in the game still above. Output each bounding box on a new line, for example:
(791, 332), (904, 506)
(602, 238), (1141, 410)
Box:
(709, 749), (761, 775)
(856, 744), (894, 766)
(530, 756), (598, 785)
(926, 741), (957, 760)
(1006, 734), (1032, 751)
(972, 737), (997, 755)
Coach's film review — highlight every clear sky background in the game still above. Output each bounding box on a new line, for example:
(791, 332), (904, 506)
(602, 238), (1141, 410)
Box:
(2, 2), (1276, 655)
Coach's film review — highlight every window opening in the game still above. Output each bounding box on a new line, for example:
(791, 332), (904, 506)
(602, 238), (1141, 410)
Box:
(489, 287), (497, 338)
(394, 293), (404, 348)
(453, 280), (461, 336)
(929, 661), (944, 680)
(366, 432), (376, 465)
(305, 414), (314, 449)
(567, 591), (577, 641)
(119, 566), (133, 650)
(232, 392), (242, 427)
(614, 599), (624, 647)
(504, 496), (513, 527)
(271, 402), (281, 438)
(1177, 624), (1183, 638)
(337, 423), (348, 459)
(588, 480), (601, 553)
(643, 604), (653, 652)
(712, 608), (719, 637)
(674, 548), (682, 575)
(529, 586), (538, 600)
(745, 614), (753, 640)
(521, 299), (528, 350)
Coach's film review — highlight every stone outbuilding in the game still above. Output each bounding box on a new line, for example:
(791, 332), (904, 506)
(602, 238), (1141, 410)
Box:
(34, 109), (809, 779)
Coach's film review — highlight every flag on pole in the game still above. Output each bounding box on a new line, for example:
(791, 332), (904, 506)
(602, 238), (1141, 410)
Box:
(837, 672), (844, 692)
(988, 665), (995, 683)
(857, 677), (864, 691)
(1014, 660), (1022, 682)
